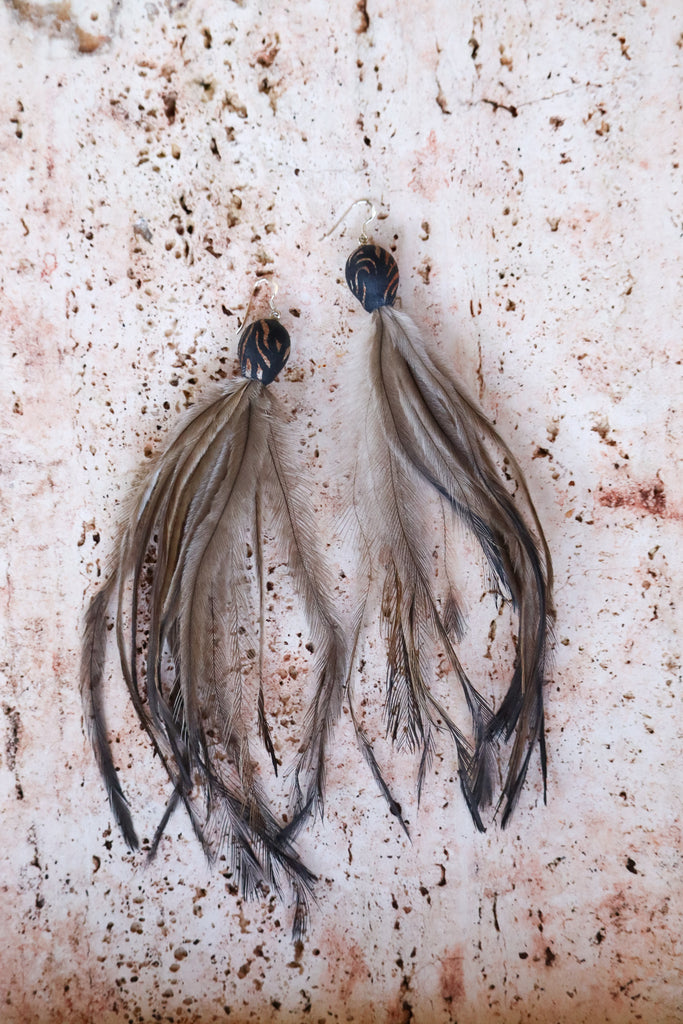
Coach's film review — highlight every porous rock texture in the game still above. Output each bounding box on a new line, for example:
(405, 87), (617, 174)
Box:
(0, 1), (681, 1021)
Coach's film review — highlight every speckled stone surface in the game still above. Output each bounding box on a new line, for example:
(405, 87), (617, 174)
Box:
(1, 1), (681, 1021)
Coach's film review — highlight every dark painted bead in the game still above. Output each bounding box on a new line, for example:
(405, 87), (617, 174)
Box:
(238, 317), (290, 386)
(345, 244), (399, 312)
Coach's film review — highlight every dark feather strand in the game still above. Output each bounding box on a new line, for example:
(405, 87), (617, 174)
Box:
(265, 420), (349, 831)
(368, 305), (553, 826)
(81, 369), (340, 936)
(81, 581), (139, 850)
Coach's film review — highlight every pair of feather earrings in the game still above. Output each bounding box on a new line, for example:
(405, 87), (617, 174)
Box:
(81, 200), (553, 937)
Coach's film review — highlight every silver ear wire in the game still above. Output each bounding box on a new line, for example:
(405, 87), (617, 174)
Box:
(237, 278), (281, 336)
(321, 198), (379, 244)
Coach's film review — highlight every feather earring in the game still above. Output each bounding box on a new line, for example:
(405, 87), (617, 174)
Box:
(81, 279), (346, 938)
(332, 200), (554, 830)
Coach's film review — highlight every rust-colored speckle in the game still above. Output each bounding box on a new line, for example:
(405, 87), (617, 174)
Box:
(439, 949), (465, 1003)
(4, 704), (21, 772)
(386, 974), (414, 1024)
(323, 937), (371, 1003)
(598, 889), (629, 934)
(253, 36), (280, 67)
(40, 253), (57, 279)
(8, 0), (71, 29)
(356, 0), (370, 34)
(598, 480), (668, 517)
(76, 28), (108, 53)
(409, 131), (455, 199)
(163, 92), (177, 123)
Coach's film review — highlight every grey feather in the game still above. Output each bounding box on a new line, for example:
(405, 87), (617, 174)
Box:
(355, 305), (553, 827)
(81, 580), (139, 850)
(80, 377), (346, 937)
(264, 414), (349, 832)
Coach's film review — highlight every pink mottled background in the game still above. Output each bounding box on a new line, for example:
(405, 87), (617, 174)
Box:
(1, 0), (681, 1021)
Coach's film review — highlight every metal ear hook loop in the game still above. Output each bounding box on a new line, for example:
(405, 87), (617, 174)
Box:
(321, 198), (379, 244)
(237, 278), (281, 336)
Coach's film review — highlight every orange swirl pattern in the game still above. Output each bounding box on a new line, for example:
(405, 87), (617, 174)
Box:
(238, 317), (291, 385)
(345, 243), (399, 311)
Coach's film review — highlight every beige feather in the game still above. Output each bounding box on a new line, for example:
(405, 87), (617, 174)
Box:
(350, 297), (553, 828)
(81, 370), (347, 937)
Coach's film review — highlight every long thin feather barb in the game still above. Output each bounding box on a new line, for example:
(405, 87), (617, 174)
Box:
(345, 241), (553, 828)
(81, 312), (341, 936)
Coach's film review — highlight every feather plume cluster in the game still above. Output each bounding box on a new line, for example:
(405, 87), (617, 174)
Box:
(345, 243), (554, 830)
(82, 239), (554, 937)
(81, 318), (347, 938)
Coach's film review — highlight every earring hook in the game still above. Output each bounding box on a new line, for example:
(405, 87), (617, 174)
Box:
(321, 198), (378, 244)
(236, 278), (281, 336)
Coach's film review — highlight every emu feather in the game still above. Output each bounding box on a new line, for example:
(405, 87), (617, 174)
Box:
(82, 346), (344, 936)
(350, 285), (553, 828)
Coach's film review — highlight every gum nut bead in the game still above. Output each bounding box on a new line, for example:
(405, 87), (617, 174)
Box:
(238, 318), (291, 385)
(345, 244), (399, 312)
